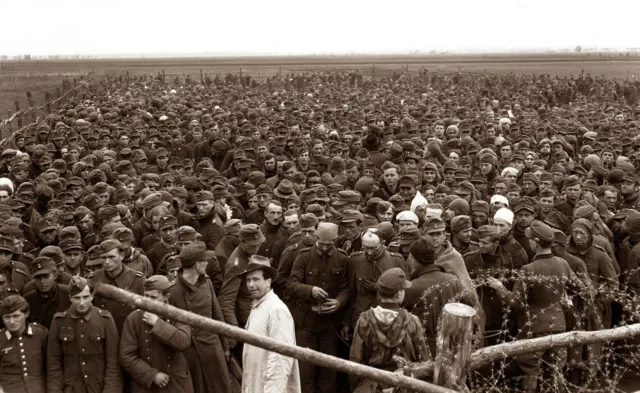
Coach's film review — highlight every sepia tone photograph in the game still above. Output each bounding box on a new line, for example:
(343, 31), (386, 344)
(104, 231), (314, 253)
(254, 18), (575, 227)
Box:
(1, 0), (640, 392)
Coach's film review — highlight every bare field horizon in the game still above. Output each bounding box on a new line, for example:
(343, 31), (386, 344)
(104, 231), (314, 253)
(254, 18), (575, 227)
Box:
(2, 53), (640, 121)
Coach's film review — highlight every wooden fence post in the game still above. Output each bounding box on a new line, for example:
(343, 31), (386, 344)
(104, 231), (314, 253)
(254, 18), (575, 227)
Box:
(56, 87), (61, 98)
(433, 303), (476, 391)
(45, 93), (51, 114)
(200, 69), (204, 84)
(162, 70), (165, 83)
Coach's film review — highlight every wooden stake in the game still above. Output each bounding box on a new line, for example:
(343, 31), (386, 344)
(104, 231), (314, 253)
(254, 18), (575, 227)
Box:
(95, 284), (455, 393)
(433, 303), (475, 391)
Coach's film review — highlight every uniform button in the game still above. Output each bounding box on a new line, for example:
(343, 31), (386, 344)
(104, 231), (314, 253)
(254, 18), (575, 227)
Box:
(82, 349), (85, 352)
(21, 355), (25, 359)
(81, 335), (84, 338)
(85, 375), (88, 378)
(22, 361), (26, 365)
(19, 343), (23, 346)
(82, 362), (85, 365)
(24, 373), (27, 377)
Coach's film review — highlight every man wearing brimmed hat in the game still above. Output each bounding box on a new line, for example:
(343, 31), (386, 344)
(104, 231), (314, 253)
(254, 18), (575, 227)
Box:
(23, 256), (71, 328)
(488, 220), (575, 392)
(120, 275), (194, 393)
(350, 268), (429, 392)
(287, 222), (349, 393)
(346, 228), (408, 334)
(404, 237), (473, 355)
(47, 275), (122, 392)
(241, 255), (301, 393)
(88, 239), (145, 333)
(0, 294), (48, 393)
(170, 241), (231, 393)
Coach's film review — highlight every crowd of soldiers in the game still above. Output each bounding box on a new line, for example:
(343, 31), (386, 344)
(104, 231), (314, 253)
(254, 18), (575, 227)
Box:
(0, 67), (640, 393)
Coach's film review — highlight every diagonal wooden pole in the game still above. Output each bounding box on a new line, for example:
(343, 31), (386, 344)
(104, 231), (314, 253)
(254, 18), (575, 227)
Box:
(95, 284), (456, 393)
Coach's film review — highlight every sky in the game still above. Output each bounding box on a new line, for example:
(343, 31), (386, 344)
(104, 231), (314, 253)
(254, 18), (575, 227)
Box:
(1, 0), (639, 57)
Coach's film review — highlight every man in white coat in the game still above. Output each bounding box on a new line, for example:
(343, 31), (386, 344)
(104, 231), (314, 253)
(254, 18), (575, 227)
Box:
(241, 255), (301, 393)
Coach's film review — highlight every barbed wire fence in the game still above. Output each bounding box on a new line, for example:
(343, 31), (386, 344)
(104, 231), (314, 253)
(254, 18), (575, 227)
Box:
(406, 266), (640, 392)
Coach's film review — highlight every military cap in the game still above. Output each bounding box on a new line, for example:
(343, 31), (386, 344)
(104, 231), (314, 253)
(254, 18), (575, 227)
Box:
(233, 183), (255, 198)
(424, 217), (446, 234)
(30, 256), (56, 277)
(239, 224), (266, 246)
(274, 180), (296, 199)
(166, 256), (182, 271)
(477, 225), (499, 238)
(195, 190), (214, 202)
(354, 177), (375, 194)
(563, 175), (581, 189)
(248, 171), (266, 185)
(451, 215), (472, 233)
(169, 187), (189, 200)
(388, 194), (405, 212)
(211, 185), (227, 200)
(327, 183), (345, 194)
(398, 228), (421, 245)
(179, 241), (214, 268)
(83, 193), (104, 211)
(333, 190), (362, 206)
(341, 210), (364, 224)
(112, 227), (134, 243)
(525, 220), (554, 242)
(97, 205), (119, 222)
(0, 295), (29, 315)
(514, 200), (535, 214)
(550, 164), (566, 174)
(198, 167), (219, 180)
(16, 192), (34, 205)
(141, 193), (163, 210)
(552, 229), (567, 245)
(312, 155), (331, 167)
(300, 213), (319, 229)
(454, 181), (474, 196)
(305, 203), (325, 218)
(100, 239), (123, 254)
(0, 236), (14, 253)
(224, 219), (243, 234)
(67, 176), (86, 188)
(60, 238), (83, 253)
(255, 184), (273, 196)
(377, 267), (411, 296)
(69, 276), (90, 296)
(143, 275), (172, 292)
(398, 174), (418, 187)
(176, 226), (200, 242)
(300, 189), (319, 204)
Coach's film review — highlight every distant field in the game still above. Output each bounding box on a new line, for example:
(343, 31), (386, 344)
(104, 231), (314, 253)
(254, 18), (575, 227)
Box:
(2, 53), (640, 121)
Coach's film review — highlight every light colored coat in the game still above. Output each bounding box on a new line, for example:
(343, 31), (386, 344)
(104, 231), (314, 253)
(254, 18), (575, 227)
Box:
(242, 290), (301, 393)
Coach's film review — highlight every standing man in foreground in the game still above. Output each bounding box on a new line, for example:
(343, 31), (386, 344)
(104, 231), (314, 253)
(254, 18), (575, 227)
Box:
(241, 255), (301, 393)
(0, 295), (48, 393)
(47, 276), (122, 393)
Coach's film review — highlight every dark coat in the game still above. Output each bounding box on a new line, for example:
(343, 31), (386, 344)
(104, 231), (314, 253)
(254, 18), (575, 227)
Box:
(346, 250), (408, 329)
(214, 236), (236, 273)
(47, 306), (122, 393)
(218, 247), (253, 327)
(120, 309), (194, 393)
(195, 209), (224, 250)
(88, 265), (145, 334)
(169, 274), (230, 393)
(24, 282), (71, 328)
(287, 245), (350, 331)
(403, 264), (467, 355)
(0, 323), (48, 393)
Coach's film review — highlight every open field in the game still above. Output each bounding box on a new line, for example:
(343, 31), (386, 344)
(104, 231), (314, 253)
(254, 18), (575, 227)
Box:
(2, 53), (640, 120)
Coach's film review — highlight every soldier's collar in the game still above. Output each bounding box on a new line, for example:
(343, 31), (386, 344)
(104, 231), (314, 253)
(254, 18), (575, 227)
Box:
(4, 324), (33, 340)
(69, 306), (93, 321)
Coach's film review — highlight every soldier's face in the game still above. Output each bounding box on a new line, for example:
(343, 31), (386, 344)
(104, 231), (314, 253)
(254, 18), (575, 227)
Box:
(144, 289), (168, 303)
(70, 286), (93, 315)
(240, 241), (261, 256)
(102, 248), (123, 273)
(1, 309), (27, 334)
(65, 250), (83, 270)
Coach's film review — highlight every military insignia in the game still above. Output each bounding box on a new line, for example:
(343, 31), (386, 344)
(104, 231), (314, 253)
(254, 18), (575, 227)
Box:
(233, 258), (239, 267)
(1, 347), (12, 354)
